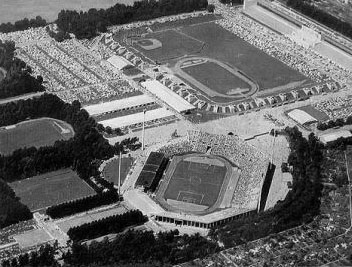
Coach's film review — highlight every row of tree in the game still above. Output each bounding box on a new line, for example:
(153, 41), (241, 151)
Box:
(0, 40), (45, 99)
(317, 116), (352, 131)
(67, 210), (148, 242)
(0, 94), (115, 182)
(286, 0), (352, 39)
(56, 0), (208, 39)
(46, 191), (121, 219)
(1, 244), (57, 267)
(210, 127), (323, 248)
(0, 16), (47, 33)
(219, 0), (244, 5)
(64, 229), (219, 266)
(0, 178), (32, 229)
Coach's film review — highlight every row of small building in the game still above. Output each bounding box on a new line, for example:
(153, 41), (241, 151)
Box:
(155, 70), (339, 114)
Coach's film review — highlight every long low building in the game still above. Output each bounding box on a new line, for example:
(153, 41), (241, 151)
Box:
(99, 107), (175, 128)
(141, 80), (195, 113)
(83, 95), (155, 116)
(319, 130), (352, 144)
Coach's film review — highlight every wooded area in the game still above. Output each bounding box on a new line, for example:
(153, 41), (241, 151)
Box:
(0, 40), (45, 99)
(56, 0), (208, 39)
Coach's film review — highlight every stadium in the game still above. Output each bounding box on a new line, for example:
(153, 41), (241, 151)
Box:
(135, 131), (270, 228)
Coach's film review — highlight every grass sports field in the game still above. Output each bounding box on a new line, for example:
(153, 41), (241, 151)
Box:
(132, 21), (310, 102)
(135, 30), (204, 63)
(0, 118), (74, 155)
(182, 61), (252, 95)
(102, 157), (134, 186)
(163, 155), (227, 208)
(0, 0), (136, 23)
(10, 169), (95, 211)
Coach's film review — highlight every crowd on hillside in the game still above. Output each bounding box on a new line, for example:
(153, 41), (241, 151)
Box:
(315, 96), (352, 120)
(55, 80), (137, 105)
(0, 27), (51, 46)
(216, 6), (352, 87)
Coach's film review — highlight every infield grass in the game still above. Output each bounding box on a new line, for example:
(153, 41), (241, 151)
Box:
(164, 160), (226, 207)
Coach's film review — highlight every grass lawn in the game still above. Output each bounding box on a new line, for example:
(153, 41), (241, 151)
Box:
(182, 61), (251, 95)
(10, 169), (95, 211)
(133, 22), (308, 92)
(164, 157), (227, 207)
(136, 29), (204, 63)
(0, 118), (74, 155)
(102, 157), (134, 186)
(180, 22), (308, 90)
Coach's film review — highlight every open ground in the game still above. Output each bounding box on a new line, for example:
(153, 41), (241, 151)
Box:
(10, 169), (95, 211)
(0, 118), (74, 155)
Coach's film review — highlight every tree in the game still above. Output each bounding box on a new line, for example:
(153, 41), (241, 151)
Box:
(207, 4), (215, 12)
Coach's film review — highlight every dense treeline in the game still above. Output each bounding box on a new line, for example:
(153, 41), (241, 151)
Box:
(1, 244), (57, 267)
(46, 191), (121, 219)
(113, 137), (142, 153)
(0, 40), (45, 99)
(219, 0), (244, 5)
(0, 16), (47, 33)
(0, 179), (32, 229)
(0, 94), (115, 182)
(56, 0), (208, 39)
(210, 127), (323, 247)
(67, 210), (148, 242)
(286, 0), (352, 39)
(317, 116), (352, 131)
(64, 229), (219, 266)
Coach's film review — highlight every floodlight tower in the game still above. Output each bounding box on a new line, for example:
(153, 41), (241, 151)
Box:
(142, 109), (146, 151)
(118, 150), (122, 195)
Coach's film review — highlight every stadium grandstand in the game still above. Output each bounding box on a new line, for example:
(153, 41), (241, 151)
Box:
(83, 95), (155, 116)
(287, 109), (317, 125)
(136, 152), (169, 192)
(319, 130), (352, 144)
(107, 55), (132, 70)
(99, 107), (175, 129)
(146, 131), (270, 228)
(141, 80), (195, 113)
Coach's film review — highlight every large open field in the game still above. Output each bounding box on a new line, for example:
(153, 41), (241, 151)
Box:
(156, 154), (233, 215)
(10, 169), (95, 211)
(0, 0), (136, 23)
(0, 118), (74, 155)
(132, 21), (309, 103)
